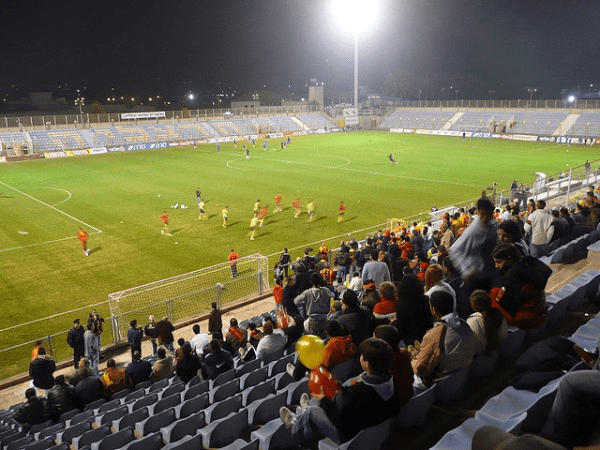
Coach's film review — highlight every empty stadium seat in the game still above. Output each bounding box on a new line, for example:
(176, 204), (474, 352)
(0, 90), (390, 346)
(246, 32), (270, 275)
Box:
(114, 431), (163, 450)
(204, 393), (242, 423)
(246, 391), (288, 426)
(135, 407), (176, 436)
(160, 411), (205, 444)
(241, 379), (276, 406)
(90, 426), (135, 450)
(174, 392), (209, 419)
(209, 378), (240, 403)
(198, 409), (249, 448)
(318, 417), (393, 450)
(239, 366), (268, 390)
(72, 423), (111, 450)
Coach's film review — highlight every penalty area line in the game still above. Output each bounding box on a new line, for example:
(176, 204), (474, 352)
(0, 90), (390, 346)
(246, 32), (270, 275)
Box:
(0, 181), (103, 233)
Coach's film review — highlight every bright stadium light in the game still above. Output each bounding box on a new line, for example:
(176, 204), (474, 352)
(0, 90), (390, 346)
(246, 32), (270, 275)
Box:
(331, 0), (380, 107)
(187, 93), (195, 101)
(568, 95), (576, 103)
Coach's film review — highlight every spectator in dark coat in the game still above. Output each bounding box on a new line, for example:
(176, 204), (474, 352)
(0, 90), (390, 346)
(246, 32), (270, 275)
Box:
(72, 360), (104, 406)
(67, 318), (85, 370)
(156, 316), (175, 353)
(175, 342), (202, 384)
(201, 339), (234, 380)
(208, 301), (223, 336)
(337, 289), (374, 347)
(13, 388), (48, 430)
(151, 347), (174, 383)
(47, 375), (79, 421)
(127, 319), (144, 360)
(29, 347), (55, 392)
(126, 351), (152, 387)
(392, 274), (433, 346)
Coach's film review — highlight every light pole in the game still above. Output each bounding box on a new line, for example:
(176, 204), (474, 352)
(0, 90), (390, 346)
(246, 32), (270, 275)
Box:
(332, 0), (379, 109)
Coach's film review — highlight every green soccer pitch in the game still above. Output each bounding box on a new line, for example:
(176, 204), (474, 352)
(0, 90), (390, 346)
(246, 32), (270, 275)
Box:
(0, 131), (596, 359)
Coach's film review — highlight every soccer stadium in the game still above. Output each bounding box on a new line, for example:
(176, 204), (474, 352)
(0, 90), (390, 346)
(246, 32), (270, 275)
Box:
(2, 1), (600, 449)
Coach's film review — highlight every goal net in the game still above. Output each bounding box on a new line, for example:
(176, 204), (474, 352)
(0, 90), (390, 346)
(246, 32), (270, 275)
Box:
(108, 253), (270, 340)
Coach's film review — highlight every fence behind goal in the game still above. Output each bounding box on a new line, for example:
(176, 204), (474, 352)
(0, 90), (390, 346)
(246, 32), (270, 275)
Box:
(108, 253), (270, 340)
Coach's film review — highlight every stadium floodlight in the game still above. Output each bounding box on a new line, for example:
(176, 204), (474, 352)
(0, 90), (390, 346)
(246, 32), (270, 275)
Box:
(568, 95), (576, 103)
(331, 0), (380, 108)
(187, 93), (195, 101)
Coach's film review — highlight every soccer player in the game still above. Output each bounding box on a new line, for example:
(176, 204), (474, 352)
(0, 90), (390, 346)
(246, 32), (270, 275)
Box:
(228, 249), (240, 277)
(292, 198), (302, 219)
(307, 200), (315, 222)
(161, 211), (171, 236)
(253, 199), (260, 215)
(245, 146), (250, 160)
(216, 143), (221, 152)
(338, 200), (346, 223)
(77, 227), (89, 256)
(263, 140), (268, 150)
(274, 193), (283, 213)
(221, 205), (229, 228)
(249, 215), (259, 240)
(388, 153), (397, 165)
(251, 137), (256, 147)
(196, 188), (201, 204)
(198, 199), (207, 220)
(258, 206), (268, 227)
(233, 138), (237, 148)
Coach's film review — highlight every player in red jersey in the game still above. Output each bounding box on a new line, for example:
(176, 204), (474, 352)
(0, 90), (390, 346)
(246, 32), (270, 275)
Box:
(228, 249), (241, 277)
(160, 212), (171, 236)
(274, 193), (283, 213)
(292, 198), (302, 219)
(338, 201), (346, 223)
(77, 227), (89, 256)
(258, 206), (269, 227)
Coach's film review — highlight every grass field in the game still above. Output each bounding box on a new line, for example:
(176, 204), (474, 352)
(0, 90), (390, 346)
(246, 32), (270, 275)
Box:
(0, 130), (597, 374)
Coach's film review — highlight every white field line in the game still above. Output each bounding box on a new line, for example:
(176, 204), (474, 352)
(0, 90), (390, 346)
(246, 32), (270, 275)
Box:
(0, 181), (103, 233)
(202, 147), (481, 188)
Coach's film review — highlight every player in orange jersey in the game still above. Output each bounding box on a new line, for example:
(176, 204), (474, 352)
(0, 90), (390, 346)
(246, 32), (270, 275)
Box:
(258, 206), (269, 227)
(77, 227), (89, 256)
(338, 201), (346, 223)
(274, 193), (283, 213)
(228, 249), (241, 277)
(292, 198), (302, 219)
(160, 212), (171, 236)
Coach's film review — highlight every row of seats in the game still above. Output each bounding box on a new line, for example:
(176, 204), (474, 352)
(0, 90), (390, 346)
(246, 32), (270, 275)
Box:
(430, 264), (600, 449)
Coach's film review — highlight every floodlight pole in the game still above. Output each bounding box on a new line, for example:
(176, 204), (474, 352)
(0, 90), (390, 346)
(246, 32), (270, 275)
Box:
(353, 31), (358, 107)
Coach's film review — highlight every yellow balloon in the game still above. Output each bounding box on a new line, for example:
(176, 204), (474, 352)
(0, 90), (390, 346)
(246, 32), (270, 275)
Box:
(297, 335), (325, 369)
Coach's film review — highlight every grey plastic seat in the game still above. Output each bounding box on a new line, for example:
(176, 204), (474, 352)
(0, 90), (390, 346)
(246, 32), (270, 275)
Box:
(267, 352), (295, 377)
(131, 392), (158, 412)
(152, 393), (181, 414)
(183, 379), (209, 400)
(21, 437), (56, 450)
(241, 379), (276, 406)
(239, 366), (268, 390)
(96, 404), (128, 427)
(394, 384), (436, 428)
(211, 367), (236, 388)
(148, 377), (170, 393)
(6, 435), (35, 450)
(204, 393), (242, 423)
(114, 431), (163, 450)
(261, 348), (285, 365)
(36, 422), (64, 440)
(434, 367), (469, 405)
(250, 417), (297, 450)
(124, 389), (145, 404)
(235, 358), (261, 378)
(135, 407), (177, 436)
(161, 381), (185, 400)
(58, 408), (81, 424)
(114, 406), (149, 431)
(429, 418), (488, 450)
(219, 438), (259, 450)
(246, 391), (288, 426)
(90, 426), (135, 450)
(97, 398), (121, 414)
(58, 420), (92, 444)
(162, 434), (203, 450)
(72, 423), (111, 450)
(174, 392), (209, 419)
(83, 398), (106, 412)
(69, 409), (95, 426)
(317, 418), (392, 450)
(209, 378), (240, 403)
(160, 411), (205, 444)
(198, 409), (248, 448)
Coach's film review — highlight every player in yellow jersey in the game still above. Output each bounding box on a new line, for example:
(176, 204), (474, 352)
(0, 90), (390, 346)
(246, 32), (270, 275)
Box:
(198, 200), (207, 220)
(307, 200), (315, 222)
(249, 214), (259, 240)
(221, 206), (229, 228)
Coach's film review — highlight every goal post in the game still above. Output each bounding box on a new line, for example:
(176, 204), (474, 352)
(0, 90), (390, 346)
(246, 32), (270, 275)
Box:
(108, 253), (270, 340)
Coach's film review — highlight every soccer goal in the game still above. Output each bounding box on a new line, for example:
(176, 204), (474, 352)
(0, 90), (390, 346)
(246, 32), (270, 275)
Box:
(108, 253), (270, 340)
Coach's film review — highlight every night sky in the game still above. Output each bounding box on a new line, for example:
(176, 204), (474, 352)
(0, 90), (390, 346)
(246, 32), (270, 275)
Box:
(1, 0), (599, 101)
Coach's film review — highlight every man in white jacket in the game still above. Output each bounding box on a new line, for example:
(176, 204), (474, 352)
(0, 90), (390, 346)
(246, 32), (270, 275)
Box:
(524, 200), (554, 257)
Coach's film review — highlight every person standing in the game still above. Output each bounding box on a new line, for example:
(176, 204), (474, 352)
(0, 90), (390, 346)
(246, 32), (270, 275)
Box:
(258, 206), (268, 227)
(307, 200), (316, 223)
(67, 319), (85, 369)
(156, 316), (175, 353)
(292, 198), (302, 219)
(196, 187), (201, 204)
(338, 201), (346, 223)
(87, 309), (104, 363)
(29, 347), (56, 393)
(160, 211), (171, 236)
(127, 319), (143, 360)
(524, 199), (554, 258)
(198, 199), (207, 221)
(208, 301), (223, 336)
(84, 324), (99, 373)
(279, 248), (291, 279)
(274, 193), (283, 213)
(144, 315), (158, 355)
(293, 272), (334, 339)
(77, 227), (89, 256)
(249, 214), (259, 240)
(228, 249), (240, 277)
(221, 205), (229, 228)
